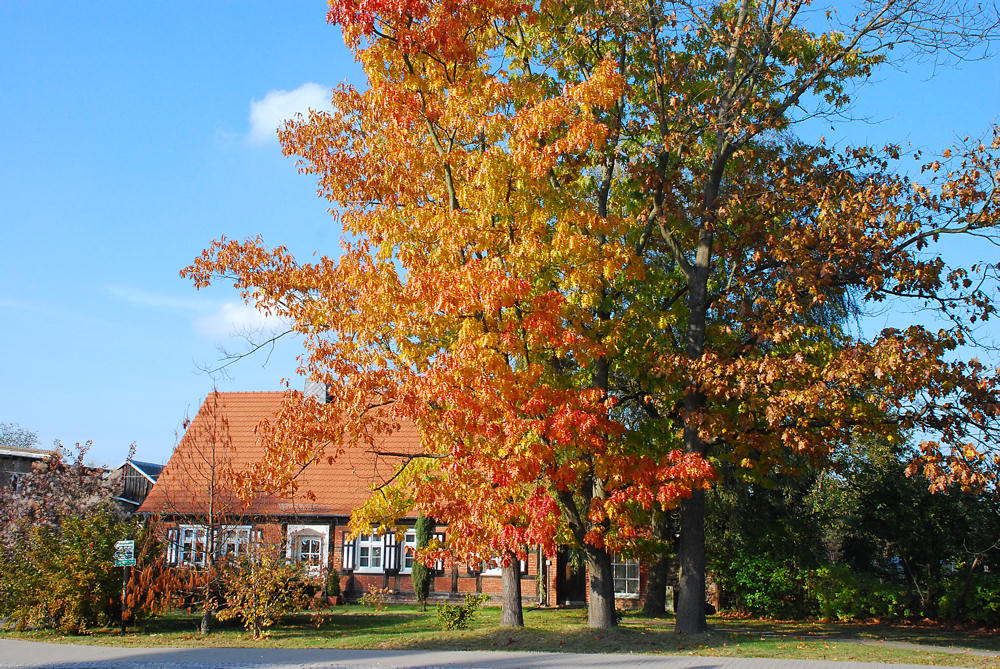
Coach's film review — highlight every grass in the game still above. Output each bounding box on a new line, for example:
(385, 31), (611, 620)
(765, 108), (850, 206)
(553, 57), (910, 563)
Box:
(3, 605), (998, 667)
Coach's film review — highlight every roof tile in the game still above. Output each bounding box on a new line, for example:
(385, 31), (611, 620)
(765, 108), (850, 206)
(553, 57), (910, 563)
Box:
(139, 392), (421, 519)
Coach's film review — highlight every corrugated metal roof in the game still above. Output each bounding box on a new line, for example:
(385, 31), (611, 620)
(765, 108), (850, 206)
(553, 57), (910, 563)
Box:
(0, 445), (52, 459)
(128, 460), (164, 481)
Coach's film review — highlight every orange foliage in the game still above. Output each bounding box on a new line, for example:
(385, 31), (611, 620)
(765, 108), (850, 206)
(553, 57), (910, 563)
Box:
(183, 1), (1000, 579)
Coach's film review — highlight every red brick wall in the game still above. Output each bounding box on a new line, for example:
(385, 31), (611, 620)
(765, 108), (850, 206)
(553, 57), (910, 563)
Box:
(333, 525), (543, 605)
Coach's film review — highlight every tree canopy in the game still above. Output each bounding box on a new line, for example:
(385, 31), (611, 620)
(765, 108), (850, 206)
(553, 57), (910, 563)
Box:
(185, 0), (1000, 631)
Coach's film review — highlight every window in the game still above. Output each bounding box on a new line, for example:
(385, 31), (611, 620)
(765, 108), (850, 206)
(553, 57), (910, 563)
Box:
(179, 525), (207, 566)
(220, 526), (252, 559)
(175, 524), (252, 566)
(288, 524), (329, 575)
(477, 555), (528, 576)
(297, 536), (322, 566)
(481, 557), (503, 576)
(356, 533), (383, 572)
(613, 556), (640, 597)
(8, 472), (21, 492)
(400, 529), (417, 573)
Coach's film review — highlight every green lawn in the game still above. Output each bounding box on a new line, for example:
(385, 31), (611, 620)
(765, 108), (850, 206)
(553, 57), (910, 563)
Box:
(4, 605), (997, 667)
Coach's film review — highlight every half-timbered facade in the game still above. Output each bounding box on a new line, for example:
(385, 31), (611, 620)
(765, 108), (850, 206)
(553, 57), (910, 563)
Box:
(139, 391), (651, 607)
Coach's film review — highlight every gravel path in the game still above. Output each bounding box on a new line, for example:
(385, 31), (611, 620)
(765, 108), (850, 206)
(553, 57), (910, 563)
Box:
(0, 639), (981, 669)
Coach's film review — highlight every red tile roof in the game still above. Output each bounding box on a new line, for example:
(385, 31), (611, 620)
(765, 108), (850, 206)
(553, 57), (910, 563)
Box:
(139, 391), (421, 518)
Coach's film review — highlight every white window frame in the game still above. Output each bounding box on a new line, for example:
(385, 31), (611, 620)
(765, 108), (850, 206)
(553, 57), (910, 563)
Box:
(355, 533), (384, 573)
(178, 524), (207, 566)
(297, 536), (322, 565)
(285, 524), (330, 577)
(219, 526), (252, 560)
(400, 529), (417, 574)
(177, 524), (252, 566)
(481, 556), (503, 576)
(613, 555), (640, 598)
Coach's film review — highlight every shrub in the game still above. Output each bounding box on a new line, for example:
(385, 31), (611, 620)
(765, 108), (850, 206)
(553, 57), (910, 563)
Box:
(325, 568), (341, 598)
(938, 572), (1000, 627)
(808, 564), (909, 621)
(411, 514), (433, 610)
(216, 545), (307, 638)
(0, 506), (134, 633)
(716, 554), (805, 617)
(437, 593), (489, 630)
(360, 584), (393, 611)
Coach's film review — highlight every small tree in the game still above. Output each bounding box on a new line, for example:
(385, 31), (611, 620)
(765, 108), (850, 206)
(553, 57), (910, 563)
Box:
(0, 442), (140, 633)
(157, 390), (248, 634)
(216, 543), (307, 638)
(411, 514), (432, 611)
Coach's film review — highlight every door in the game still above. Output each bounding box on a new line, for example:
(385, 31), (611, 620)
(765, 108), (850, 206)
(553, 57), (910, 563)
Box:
(555, 548), (586, 605)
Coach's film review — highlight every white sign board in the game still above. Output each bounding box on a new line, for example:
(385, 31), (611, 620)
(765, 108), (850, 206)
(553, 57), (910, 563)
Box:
(113, 540), (135, 567)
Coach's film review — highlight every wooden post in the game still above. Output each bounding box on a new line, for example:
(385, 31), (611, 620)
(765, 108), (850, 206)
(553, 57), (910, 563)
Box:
(120, 565), (128, 634)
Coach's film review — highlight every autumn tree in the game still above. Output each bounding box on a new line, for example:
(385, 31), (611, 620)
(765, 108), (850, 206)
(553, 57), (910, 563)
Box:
(0, 422), (39, 450)
(0, 441), (120, 550)
(186, 0), (1000, 632)
(154, 391), (249, 635)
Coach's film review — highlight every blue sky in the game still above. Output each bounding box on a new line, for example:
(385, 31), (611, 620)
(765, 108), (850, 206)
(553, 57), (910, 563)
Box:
(1, 2), (997, 467)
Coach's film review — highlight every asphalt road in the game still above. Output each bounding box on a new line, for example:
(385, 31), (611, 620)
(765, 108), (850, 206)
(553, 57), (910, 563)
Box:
(0, 639), (977, 669)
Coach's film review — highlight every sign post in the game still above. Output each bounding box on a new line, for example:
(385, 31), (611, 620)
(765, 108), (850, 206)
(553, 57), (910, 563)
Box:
(114, 540), (136, 634)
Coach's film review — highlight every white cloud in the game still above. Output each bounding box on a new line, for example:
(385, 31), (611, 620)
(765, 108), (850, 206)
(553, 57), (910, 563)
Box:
(248, 82), (331, 144)
(194, 302), (289, 339)
(107, 284), (211, 312)
(107, 285), (287, 341)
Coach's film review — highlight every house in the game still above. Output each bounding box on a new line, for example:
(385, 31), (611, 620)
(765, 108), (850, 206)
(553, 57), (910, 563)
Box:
(111, 459), (164, 514)
(0, 444), (52, 491)
(139, 390), (650, 607)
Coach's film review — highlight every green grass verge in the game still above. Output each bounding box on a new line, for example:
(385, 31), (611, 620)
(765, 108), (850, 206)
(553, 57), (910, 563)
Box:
(3, 605), (997, 667)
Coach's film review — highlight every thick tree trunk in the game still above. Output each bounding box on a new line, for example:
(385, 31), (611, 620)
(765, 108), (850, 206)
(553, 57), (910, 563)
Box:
(675, 224), (714, 635)
(200, 607), (212, 635)
(643, 555), (670, 616)
(500, 560), (524, 627)
(643, 510), (671, 616)
(676, 489), (707, 633)
(585, 546), (617, 628)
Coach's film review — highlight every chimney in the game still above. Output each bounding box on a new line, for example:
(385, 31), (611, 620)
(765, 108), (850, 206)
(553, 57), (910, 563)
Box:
(304, 379), (328, 404)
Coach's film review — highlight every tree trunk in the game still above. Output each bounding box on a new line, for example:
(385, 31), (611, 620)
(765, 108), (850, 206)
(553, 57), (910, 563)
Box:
(950, 556), (980, 622)
(643, 510), (671, 616)
(643, 554), (670, 616)
(585, 546), (617, 628)
(675, 222), (714, 635)
(676, 488), (707, 633)
(500, 559), (524, 627)
(200, 607), (212, 635)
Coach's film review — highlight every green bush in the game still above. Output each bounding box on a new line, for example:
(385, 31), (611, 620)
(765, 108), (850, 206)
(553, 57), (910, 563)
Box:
(411, 514), (432, 610)
(437, 593), (489, 630)
(326, 568), (341, 598)
(938, 572), (1000, 627)
(808, 564), (909, 621)
(0, 506), (133, 633)
(717, 555), (805, 617)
